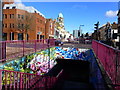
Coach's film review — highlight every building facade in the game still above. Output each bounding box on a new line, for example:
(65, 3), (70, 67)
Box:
(73, 30), (80, 38)
(55, 13), (70, 41)
(2, 1), (71, 41)
(2, 2), (46, 41)
(45, 19), (55, 39)
(93, 22), (119, 48)
(117, 8), (120, 49)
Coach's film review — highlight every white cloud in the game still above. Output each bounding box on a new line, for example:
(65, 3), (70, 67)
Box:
(105, 10), (118, 18)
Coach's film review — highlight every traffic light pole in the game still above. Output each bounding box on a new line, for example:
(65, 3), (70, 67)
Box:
(94, 21), (99, 40)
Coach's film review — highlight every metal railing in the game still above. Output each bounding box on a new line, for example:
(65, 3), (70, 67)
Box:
(0, 39), (55, 62)
(92, 40), (120, 90)
(0, 69), (58, 89)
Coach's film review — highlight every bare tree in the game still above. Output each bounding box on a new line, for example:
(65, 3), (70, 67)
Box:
(16, 13), (35, 40)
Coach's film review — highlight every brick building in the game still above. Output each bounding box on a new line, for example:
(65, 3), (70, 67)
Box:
(2, 1), (49, 41)
(45, 19), (55, 39)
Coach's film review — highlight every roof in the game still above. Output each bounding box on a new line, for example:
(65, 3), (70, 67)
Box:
(58, 13), (63, 18)
(3, 3), (45, 18)
(111, 23), (118, 29)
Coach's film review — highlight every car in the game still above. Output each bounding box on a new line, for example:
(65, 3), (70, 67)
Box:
(84, 39), (92, 44)
(55, 40), (63, 46)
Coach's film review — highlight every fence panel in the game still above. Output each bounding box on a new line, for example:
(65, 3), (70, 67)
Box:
(0, 69), (41, 89)
(92, 40), (120, 89)
(0, 39), (56, 62)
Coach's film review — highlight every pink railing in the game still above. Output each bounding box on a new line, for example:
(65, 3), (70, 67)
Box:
(0, 39), (56, 62)
(0, 69), (58, 89)
(92, 40), (120, 89)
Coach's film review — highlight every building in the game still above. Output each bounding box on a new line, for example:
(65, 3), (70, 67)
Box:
(111, 22), (118, 47)
(117, 4), (120, 49)
(2, 1), (59, 41)
(55, 13), (70, 41)
(45, 19), (55, 39)
(2, 2), (46, 41)
(93, 22), (118, 48)
(73, 30), (80, 38)
(98, 24), (106, 41)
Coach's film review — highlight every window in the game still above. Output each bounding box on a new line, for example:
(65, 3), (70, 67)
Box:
(18, 23), (20, 28)
(40, 20), (42, 23)
(18, 14), (20, 18)
(21, 24), (24, 29)
(12, 24), (14, 28)
(3, 24), (4, 28)
(37, 34), (39, 40)
(10, 14), (11, 18)
(6, 7), (9, 9)
(5, 24), (7, 28)
(5, 14), (7, 19)
(21, 15), (24, 19)
(12, 6), (16, 9)
(3, 33), (7, 41)
(40, 35), (42, 39)
(10, 23), (14, 28)
(18, 33), (23, 40)
(10, 23), (12, 28)
(10, 14), (14, 19)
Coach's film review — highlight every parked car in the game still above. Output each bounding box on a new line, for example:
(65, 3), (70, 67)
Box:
(84, 39), (92, 44)
(55, 40), (63, 46)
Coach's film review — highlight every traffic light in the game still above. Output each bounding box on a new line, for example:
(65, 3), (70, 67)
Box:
(94, 21), (99, 30)
(78, 30), (80, 37)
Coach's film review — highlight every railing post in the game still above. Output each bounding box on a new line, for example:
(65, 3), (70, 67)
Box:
(20, 73), (23, 89)
(0, 70), (2, 90)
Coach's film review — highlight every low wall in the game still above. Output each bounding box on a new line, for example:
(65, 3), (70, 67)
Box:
(0, 47), (56, 75)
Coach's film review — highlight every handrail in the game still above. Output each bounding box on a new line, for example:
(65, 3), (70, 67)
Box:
(92, 40), (120, 90)
(0, 69), (58, 89)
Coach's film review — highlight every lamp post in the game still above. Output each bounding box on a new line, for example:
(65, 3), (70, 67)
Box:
(79, 25), (84, 43)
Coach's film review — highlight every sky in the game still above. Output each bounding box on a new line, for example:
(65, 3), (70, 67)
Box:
(21, 2), (118, 34)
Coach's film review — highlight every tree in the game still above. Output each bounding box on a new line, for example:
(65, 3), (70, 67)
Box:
(16, 13), (34, 40)
(85, 32), (89, 37)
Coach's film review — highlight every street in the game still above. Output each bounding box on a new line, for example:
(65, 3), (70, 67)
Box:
(61, 42), (92, 49)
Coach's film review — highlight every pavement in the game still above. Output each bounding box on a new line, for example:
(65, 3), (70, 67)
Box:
(61, 42), (92, 49)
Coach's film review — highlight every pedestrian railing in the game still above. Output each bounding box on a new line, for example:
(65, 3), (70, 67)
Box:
(0, 69), (58, 89)
(0, 39), (56, 62)
(92, 40), (120, 90)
